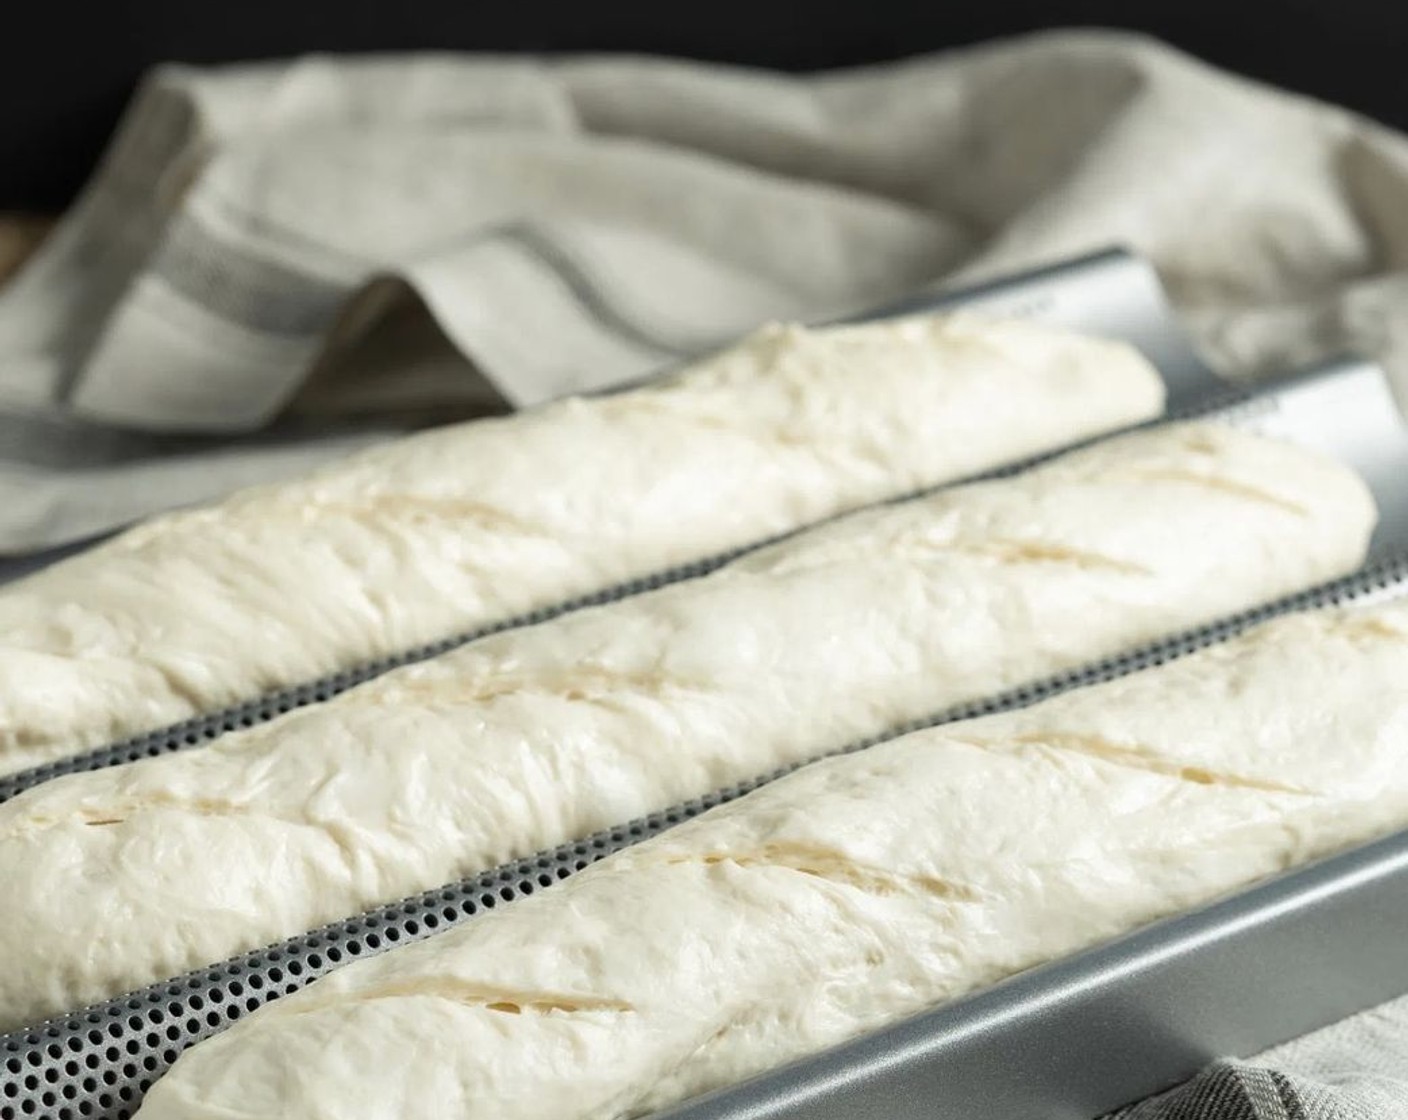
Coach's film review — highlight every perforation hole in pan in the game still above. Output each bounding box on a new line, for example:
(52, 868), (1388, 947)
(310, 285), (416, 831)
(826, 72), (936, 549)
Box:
(2, 548), (1403, 1120)
(0, 386), (1260, 808)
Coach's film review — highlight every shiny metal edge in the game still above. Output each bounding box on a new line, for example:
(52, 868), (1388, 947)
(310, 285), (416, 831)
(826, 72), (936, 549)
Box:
(863, 246), (1220, 411)
(1223, 355), (1408, 555)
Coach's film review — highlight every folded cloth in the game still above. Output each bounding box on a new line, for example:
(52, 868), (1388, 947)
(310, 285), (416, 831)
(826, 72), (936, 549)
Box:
(4, 30), (1408, 553)
(1111, 993), (1408, 1118)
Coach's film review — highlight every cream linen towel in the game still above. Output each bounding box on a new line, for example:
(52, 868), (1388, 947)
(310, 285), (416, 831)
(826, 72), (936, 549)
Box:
(3, 31), (1408, 553)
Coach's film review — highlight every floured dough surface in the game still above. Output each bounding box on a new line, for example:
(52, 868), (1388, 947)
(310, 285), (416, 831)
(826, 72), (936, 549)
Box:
(0, 422), (1373, 1029)
(137, 602), (1408, 1120)
(0, 314), (1163, 774)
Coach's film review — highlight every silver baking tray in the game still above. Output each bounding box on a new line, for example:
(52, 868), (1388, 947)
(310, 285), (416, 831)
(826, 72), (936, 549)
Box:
(2, 352), (1406, 1120)
(0, 247), (1227, 804)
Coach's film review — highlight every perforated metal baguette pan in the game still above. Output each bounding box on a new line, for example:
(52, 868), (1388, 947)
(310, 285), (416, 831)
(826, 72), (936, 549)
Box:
(0, 247), (1225, 802)
(656, 357), (1408, 1120)
(2, 355), (1406, 1120)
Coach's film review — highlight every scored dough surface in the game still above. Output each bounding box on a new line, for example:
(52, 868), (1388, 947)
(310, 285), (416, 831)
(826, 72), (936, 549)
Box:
(0, 421), (1374, 1030)
(0, 314), (1163, 774)
(137, 601), (1408, 1120)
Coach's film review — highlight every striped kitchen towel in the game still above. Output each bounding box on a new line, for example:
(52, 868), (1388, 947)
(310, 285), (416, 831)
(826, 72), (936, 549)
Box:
(3, 32), (1408, 557)
(1110, 993), (1408, 1119)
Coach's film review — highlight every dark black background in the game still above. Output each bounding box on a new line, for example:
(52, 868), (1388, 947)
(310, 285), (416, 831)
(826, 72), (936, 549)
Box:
(4, 1), (1405, 209)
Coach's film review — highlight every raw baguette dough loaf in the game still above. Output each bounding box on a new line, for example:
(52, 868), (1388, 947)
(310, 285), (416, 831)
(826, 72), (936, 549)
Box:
(0, 423), (1374, 1030)
(138, 601), (1408, 1120)
(0, 315), (1164, 775)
